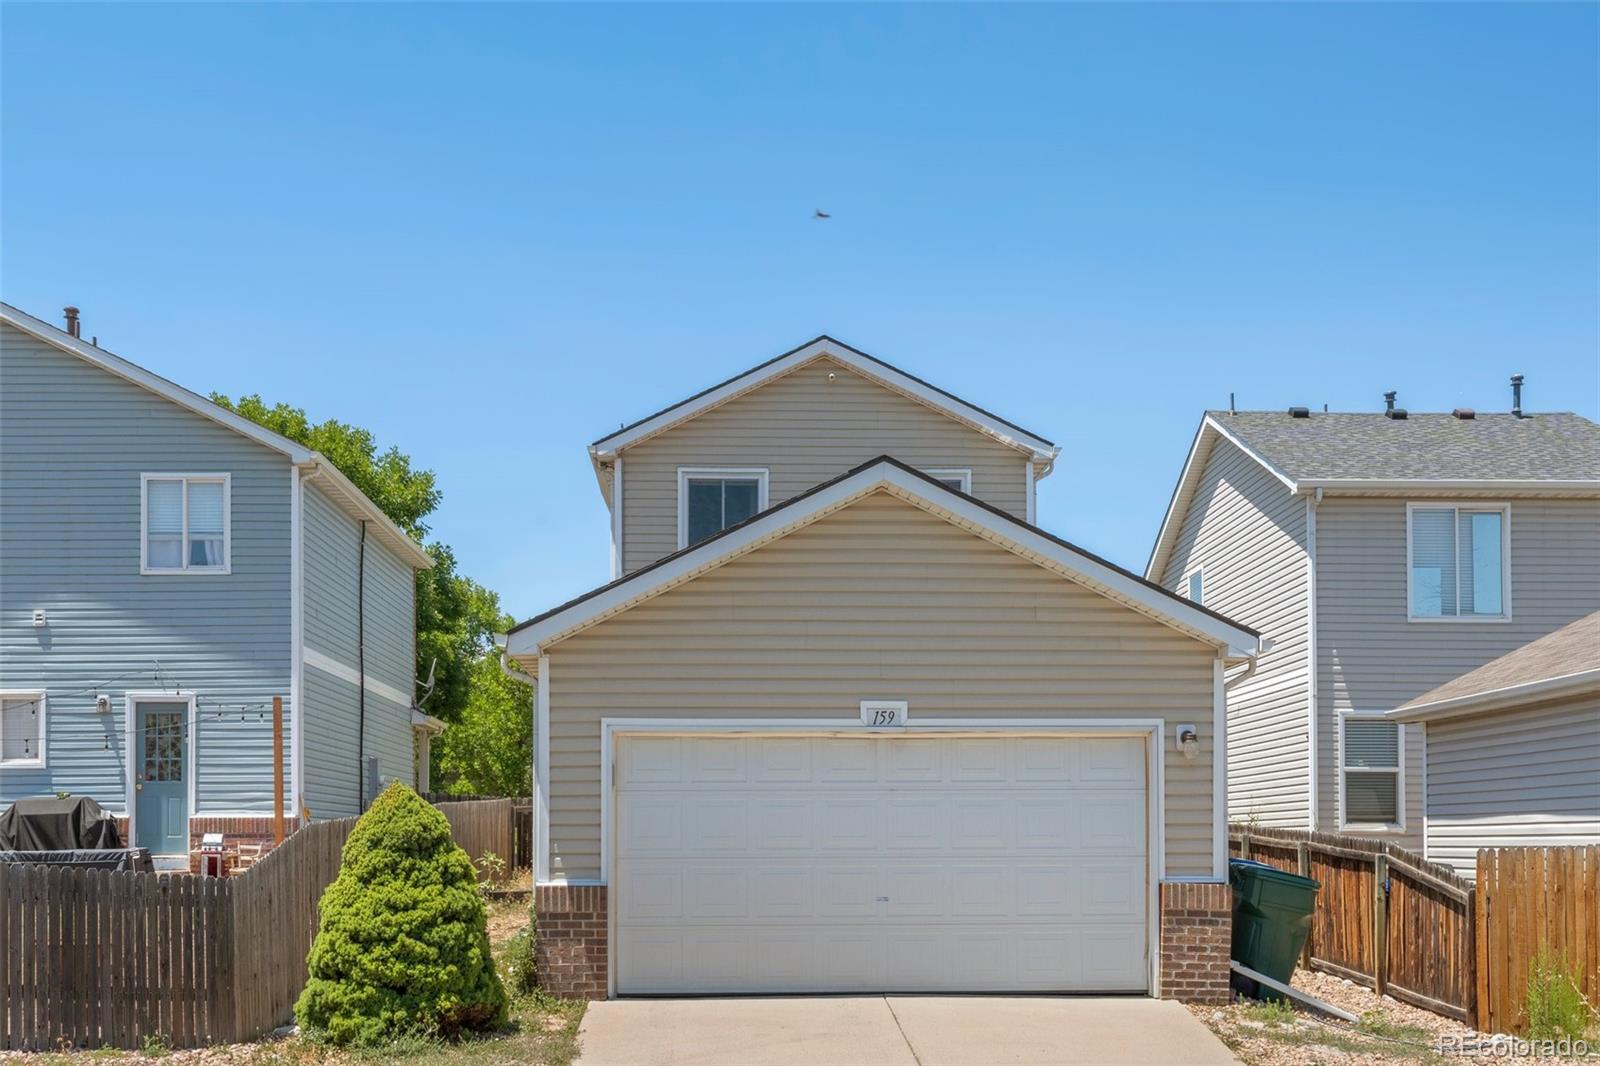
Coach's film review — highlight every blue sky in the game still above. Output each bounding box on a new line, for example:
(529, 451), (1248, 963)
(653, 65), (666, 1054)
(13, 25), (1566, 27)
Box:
(4, 3), (1596, 620)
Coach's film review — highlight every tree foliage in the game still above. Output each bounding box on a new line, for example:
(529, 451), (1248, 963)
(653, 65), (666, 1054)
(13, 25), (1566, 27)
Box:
(212, 393), (507, 724)
(296, 783), (508, 1045)
(432, 654), (532, 796)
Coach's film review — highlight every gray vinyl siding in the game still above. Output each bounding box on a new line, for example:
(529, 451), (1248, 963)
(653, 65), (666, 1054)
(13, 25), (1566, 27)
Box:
(1314, 497), (1600, 849)
(547, 491), (1220, 881)
(1156, 439), (1310, 829)
(0, 322), (292, 816)
(618, 357), (1033, 573)
(1422, 695), (1600, 879)
(300, 481), (417, 818)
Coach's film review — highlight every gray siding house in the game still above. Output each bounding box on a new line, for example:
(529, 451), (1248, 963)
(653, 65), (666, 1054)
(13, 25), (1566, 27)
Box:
(0, 303), (437, 866)
(1148, 402), (1600, 856)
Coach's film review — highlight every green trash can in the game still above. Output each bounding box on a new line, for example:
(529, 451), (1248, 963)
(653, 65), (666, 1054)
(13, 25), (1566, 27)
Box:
(1229, 858), (1320, 1000)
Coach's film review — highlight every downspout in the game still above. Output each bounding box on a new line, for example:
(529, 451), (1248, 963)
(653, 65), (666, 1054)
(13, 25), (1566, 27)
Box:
(357, 520), (368, 811)
(1306, 488), (1322, 829)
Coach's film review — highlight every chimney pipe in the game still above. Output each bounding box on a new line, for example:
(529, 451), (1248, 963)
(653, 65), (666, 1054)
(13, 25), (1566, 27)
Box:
(1383, 390), (1397, 415)
(1511, 374), (1524, 418)
(63, 306), (81, 338)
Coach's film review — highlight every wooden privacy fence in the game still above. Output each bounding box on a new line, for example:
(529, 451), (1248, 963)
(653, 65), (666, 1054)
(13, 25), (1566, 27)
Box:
(1232, 826), (1477, 1024)
(424, 793), (532, 869)
(433, 798), (515, 876)
(1476, 846), (1600, 1037)
(0, 797), (515, 1051)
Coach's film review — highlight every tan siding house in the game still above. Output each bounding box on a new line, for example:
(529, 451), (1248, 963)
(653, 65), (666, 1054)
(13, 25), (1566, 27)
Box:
(507, 338), (1258, 1002)
(1150, 408), (1600, 857)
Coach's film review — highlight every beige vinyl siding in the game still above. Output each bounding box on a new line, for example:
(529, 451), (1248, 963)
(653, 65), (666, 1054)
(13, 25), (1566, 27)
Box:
(618, 357), (1032, 572)
(1422, 695), (1600, 879)
(546, 491), (1219, 881)
(1315, 497), (1600, 849)
(1157, 439), (1310, 828)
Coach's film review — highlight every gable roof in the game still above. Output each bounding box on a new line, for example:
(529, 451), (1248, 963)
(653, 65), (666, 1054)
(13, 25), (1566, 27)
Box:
(1390, 610), (1600, 722)
(586, 336), (1060, 497)
(1, 302), (433, 569)
(1146, 410), (1600, 580)
(507, 455), (1259, 664)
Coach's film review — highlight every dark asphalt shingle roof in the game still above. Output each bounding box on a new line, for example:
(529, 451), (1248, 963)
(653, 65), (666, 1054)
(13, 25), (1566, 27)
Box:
(1211, 411), (1600, 482)
(1400, 610), (1600, 709)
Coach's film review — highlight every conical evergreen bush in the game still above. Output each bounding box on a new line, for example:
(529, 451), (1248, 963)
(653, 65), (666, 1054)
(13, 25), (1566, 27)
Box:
(295, 782), (508, 1045)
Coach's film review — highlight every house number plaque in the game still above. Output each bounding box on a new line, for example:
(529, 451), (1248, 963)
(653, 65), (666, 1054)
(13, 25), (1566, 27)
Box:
(859, 700), (908, 727)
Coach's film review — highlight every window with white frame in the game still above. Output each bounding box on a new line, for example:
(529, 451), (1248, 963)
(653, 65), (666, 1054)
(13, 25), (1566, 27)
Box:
(923, 468), (972, 494)
(1186, 569), (1204, 605)
(142, 474), (230, 573)
(1408, 504), (1508, 619)
(678, 468), (768, 548)
(1341, 714), (1402, 828)
(1, 691), (46, 767)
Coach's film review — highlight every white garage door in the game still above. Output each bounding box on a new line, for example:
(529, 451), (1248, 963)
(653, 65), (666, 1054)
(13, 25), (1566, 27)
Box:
(614, 733), (1149, 994)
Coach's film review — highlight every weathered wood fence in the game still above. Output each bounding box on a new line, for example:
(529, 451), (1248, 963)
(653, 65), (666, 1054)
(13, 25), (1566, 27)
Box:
(1475, 845), (1600, 1036)
(425, 793), (532, 869)
(433, 798), (515, 876)
(0, 798), (512, 1051)
(1232, 827), (1598, 1035)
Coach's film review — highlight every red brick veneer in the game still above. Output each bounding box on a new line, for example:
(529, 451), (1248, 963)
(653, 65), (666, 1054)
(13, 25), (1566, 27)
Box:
(534, 884), (608, 999)
(1159, 880), (1233, 1004)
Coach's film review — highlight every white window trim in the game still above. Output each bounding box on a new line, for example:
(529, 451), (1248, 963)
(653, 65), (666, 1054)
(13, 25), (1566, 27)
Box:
(124, 691), (199, 849)
(1404, 501), (1511, 623)
(0, 690), (47, 768)
(675, 467), (770, 550)
(140, 473), (233, 575)
(1185, 566), (1204, 606)
(1337, 710), (1405, 833)
(923, 468), (973, 494)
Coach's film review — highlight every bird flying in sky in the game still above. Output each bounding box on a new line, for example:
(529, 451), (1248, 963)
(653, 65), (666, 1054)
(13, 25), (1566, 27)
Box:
(813, 209), (831, 219)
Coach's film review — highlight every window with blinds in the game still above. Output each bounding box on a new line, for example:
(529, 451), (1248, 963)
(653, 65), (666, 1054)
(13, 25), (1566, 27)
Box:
(1, 692), (46, 767)
(142, 475), (230, 573)
(1409, 505), (1506, 619)
(1341, 715), (1401, 827)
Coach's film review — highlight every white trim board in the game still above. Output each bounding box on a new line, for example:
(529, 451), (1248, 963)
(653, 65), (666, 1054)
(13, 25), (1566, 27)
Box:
(303, 646), (414, 708)
(1404, 501), (1513, 623)
(507, 458), (1260, 662)
(588, 336), (1060, 469)
(591, 716), (1169, 1000)
(0, 690), (47, 768)
(1336, 709), (1407, 834)
(139, 472), (232, 576)
(1388, 668), (1600, 723)
(675, 466), (771, 550)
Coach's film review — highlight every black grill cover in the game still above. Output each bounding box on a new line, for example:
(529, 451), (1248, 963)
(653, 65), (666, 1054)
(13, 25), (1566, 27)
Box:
(0, 796), (123, 851)
(0, 848), (152, 872)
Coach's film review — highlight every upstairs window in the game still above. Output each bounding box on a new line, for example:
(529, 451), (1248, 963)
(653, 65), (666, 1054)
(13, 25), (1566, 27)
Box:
(1, 691), (46, 767)
(1186, 569), (1204, 605)
(677, 468), (769, 548)
(142, 474), (230, 574)
(1340, 714), (1402, 829)
(1408, 504), (1508, 619)
(923, 468), (972, 494)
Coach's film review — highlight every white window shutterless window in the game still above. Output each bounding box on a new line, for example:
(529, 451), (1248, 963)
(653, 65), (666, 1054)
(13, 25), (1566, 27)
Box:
(1186, 569), (1204, 605)
(1, 691), (46, 767)
(1340, 714), (1403, 830)
(1407, 504), (1508, 620)
(142, 474), (231, 574)
(923, 468), (972, 494)
(677, 468), (768, 548)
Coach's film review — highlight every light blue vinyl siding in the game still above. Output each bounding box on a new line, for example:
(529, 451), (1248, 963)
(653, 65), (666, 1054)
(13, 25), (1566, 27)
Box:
(300, 482), (417, 818)
(0, 322), (293, 816)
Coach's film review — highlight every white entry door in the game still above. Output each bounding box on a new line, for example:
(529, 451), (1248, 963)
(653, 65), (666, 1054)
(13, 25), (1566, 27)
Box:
(613, 733), (1149, 994)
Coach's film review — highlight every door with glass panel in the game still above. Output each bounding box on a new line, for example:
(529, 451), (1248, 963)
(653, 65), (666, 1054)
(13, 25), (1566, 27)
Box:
(134, 700), (189, 854)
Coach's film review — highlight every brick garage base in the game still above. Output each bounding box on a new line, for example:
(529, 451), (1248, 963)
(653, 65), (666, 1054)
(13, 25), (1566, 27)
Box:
(535, 884), (608, 999)
(1159, 881), (1232, 1004)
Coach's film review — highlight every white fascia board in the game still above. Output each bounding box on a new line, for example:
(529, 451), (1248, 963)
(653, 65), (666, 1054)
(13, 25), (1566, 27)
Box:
(1300, 478), (1600, 496)
(507, 461), (1259, 660)
(301, 460), (435, 570)
(589, 338), (1059, 464)
(1, 302), (432, 571)
(1388, 669), (1600, 723)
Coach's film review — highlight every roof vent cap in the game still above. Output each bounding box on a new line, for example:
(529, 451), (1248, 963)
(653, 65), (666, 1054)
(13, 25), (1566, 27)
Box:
(1452, 407), (1476, 420)
(1287, 406), (1310, 419)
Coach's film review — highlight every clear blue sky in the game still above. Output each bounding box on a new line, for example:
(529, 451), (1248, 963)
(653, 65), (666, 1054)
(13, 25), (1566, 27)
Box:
(4, 3), (1596, 620)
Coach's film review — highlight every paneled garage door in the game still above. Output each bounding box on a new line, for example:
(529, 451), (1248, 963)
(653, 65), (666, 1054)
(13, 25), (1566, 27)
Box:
(614, 733), (1149, 994)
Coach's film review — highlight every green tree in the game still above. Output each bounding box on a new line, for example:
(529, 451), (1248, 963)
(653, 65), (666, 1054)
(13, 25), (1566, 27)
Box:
(212, 393), (506, 724)
(432, 655), (532, 796)
(296, 783), (508, 1045)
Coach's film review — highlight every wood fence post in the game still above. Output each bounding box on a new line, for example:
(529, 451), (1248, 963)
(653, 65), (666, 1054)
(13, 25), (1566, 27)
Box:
(1373, 852), (1389, 998)
(1298, 841), (1314, 966)
(272, 697), (285, 846)
(1240, 832), (1251, 861)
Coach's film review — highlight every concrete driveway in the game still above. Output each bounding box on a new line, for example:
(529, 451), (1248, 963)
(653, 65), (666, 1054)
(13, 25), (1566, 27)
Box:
(575, 996), (1240, 1065)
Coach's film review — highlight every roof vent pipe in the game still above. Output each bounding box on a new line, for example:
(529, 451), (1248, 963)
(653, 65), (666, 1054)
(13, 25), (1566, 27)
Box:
(1288, 406), (1310, 419)
(63, 306), (81, 338)
(1383, 390), (1397, 414)
(1511, 374), (1524, 418)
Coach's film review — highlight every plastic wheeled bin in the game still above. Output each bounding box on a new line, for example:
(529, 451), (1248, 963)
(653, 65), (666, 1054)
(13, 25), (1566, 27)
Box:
(1229, 857), (1320, 1000)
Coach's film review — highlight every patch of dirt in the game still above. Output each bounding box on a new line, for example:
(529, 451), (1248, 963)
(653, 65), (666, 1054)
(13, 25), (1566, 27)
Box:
(484, 897), (531, 950)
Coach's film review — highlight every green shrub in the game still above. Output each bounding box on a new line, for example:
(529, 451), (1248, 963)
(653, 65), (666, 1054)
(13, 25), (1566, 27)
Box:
(1523, 947), (1593, 1043)
(295, 783), (508, 1046)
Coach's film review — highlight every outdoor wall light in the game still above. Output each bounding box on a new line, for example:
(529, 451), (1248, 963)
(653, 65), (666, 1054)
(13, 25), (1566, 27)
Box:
(1175, 723), (1200, 759)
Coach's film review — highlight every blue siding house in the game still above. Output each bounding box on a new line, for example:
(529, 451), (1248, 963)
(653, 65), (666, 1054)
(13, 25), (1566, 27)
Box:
(0, 302), (441, 866)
